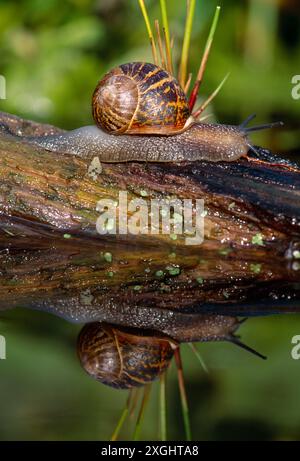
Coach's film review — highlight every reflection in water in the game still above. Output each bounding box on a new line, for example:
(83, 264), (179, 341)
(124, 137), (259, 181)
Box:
(0, 112), (300, 439)
(0, 222), (299, 438)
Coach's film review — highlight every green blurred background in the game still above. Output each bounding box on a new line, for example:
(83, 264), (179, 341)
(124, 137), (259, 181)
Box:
(0, 0), (300, 441)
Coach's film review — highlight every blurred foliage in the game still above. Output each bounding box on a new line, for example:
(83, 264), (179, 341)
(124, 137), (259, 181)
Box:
(0, 0), (300, 441)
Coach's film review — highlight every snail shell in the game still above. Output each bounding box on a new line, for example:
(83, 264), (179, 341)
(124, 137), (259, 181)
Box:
(92, 62), (192, 135)
(77, 322), (176, 389)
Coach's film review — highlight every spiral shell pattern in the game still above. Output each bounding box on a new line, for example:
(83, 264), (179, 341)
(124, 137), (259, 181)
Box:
(78, 322), (175, 389)
(92, 62), (190, 135)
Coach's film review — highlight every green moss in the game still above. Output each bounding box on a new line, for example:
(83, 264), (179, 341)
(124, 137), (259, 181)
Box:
(166, 266), (181, 276)
(103, 252), (113, 263)
(252, 233), (264, 246)
(133, 285), (142, 291)
(250, 263), (262, 274)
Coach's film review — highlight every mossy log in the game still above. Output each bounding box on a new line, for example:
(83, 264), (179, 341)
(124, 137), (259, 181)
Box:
(0, 112), (299, 342)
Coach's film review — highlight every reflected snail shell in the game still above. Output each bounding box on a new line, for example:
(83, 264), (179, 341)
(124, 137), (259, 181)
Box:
(77, 322), (176, 389)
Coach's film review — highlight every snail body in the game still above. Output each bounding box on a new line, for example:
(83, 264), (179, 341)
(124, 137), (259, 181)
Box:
(32, 122), (248, 162)
(26, 62), (277, 163)
(78, 322), (176, 389)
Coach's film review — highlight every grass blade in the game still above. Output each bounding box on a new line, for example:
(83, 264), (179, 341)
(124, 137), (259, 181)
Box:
(193, 72), (229, 119)
(184, 72), (193, 94)
(178, 0), (196, 87)
(133, 384), (152, 441)
(174, 347), (192, 441)
(110, 391), (134, 441)
(189, 5), (221, 111)
(189, 343), (209, 374)
(110, 405), (129, 441)
(129, 388), (141, 418)
(138, 0), (158, 65)
(160, 373), (167, 441)
(155, 19), (167, 69)
(160, 0), (173, 74)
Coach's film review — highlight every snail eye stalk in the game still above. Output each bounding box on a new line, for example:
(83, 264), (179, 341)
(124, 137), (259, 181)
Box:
(240, 113), (284, 133)
(229, 336), (267, 360)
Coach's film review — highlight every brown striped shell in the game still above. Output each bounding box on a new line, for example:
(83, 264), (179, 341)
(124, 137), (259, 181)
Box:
(92, 62), (191, 135)
(77, 323), (175, 389)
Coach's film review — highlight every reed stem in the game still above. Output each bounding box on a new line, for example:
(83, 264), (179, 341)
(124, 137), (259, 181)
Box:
(110, 390), (134, 441)
(178, 0), (196, 87)
(138, 0), (159, 65)
(160, 373), (167, 441)
(133, 384), (152, 441)
(160, 0), (173, 74)
(174, 347), (192, 441)
(189, 343), (209, 374)
(193, 73), (229, 119)
(189, 5), (221, 111)
(129, 388), (141, 418)
(155, 19), (167, 69)
(184, 73), (193, 94)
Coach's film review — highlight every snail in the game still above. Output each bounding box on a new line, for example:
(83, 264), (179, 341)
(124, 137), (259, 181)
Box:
(77, 321), (266, 390)
(77, 322), (177, 389)
(27, 62), (281, 163)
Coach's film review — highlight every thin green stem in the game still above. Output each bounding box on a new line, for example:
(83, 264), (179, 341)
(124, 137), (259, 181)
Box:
(110, 406), (128, 441)
(138, 0), (158, 64)
(110, 391), (133, 441)
(199, 5), (221, 78)
(174, 347), (192, 441)
(189, 343), (209, 374)
(193, 72), (229, 119)
(160, 0), (173, 74)
(160, 373), (167, 441)
(184, 72), (193, 94)
(155, 19), (166, 69)
(178, 0), (196, 87)
(189, 6), (221, 111)
(129, 388), (141, 418)
(133, 384), (152, 441)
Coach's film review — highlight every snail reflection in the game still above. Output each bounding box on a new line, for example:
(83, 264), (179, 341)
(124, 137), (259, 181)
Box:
(78, 323), (176, 389)
(77, 320), (269, 390)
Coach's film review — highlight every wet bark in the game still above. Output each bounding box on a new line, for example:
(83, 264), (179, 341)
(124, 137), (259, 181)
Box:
(0, 111), (299, 342)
